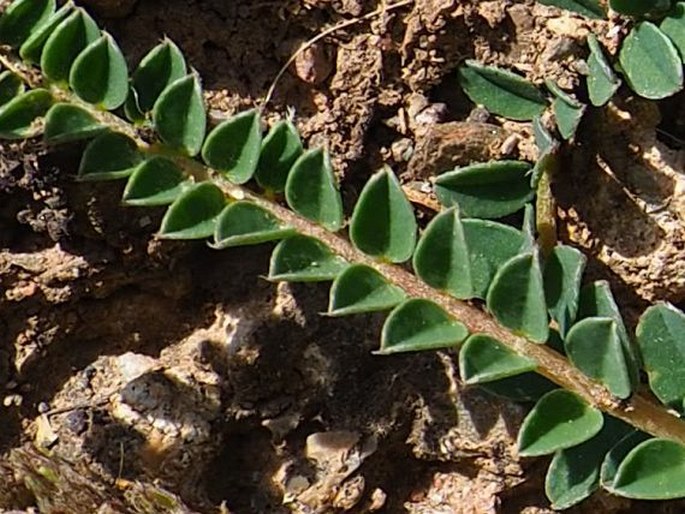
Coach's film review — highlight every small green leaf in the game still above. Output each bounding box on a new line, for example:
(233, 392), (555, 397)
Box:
(19, 1), (73, 64)
(545, 416), (631, 510)
(158, 182), (225, 240)
(328, 264), (406, 316)
(459, 334), (536, 384)
(284, 148), (343, 231)
(486, 251), (549, 343)
(153, 73), (206, 157)
(518, 390), (604, 457)
(609, 0), (671, 17)
(434, 160), (533, 218)
(211, 201), (294, 249)
(481, 372), (557, 402)
(544, 245), (586, 337)
(268, 235), (348, 282)
(546, 80), (586, 141)
(69, 32), (128, 110)
(458, 60), (547, 121)
(600, 430), (651, 488)
(0, 88), (53, 139)
(619, 22), (683, 100)
(587, 35), (621, 106)
(0, 71), (24, 106)
(378, 299), (468, 354)
(413, 209), (523, 300)
(565, 317), (633, 399)
(78, 132), (142, 181)
(537, 0), (605, 18)
(40, 8), (100, 84)
(122, 156), (190, 206)
(350, 167), (417, 263)
(661, 3), (685, 61)
(255, 119), (303, 192)
(202, 109), (262, 184)
(612, 439), (685, 499)
(0, 0), (54, 47)
(44, 103), (104, 143)
(636, 303), (685, 409)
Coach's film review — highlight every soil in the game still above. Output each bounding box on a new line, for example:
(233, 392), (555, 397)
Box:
(2, 1), (685, 513)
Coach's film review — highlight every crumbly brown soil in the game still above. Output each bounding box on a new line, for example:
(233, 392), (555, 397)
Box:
(2, 1), (685, 513)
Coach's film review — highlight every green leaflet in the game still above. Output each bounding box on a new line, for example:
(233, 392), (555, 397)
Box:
(349, 167), (417, 263)
(255, 119), (303, 193)
(434, 160), (533, 218)
(586, 35), (621, 107)
(565, 317), (633, 399)
(19, 1), (73, 64)
(78, 132), (142, 181)
(153, 73), (206, 157)
(0, 0), (54, 47)
(609, 0), (671, 16)
(661, 3), (685, 61)
(158, 182), (225, 239)
(268, 235), (348, 282)
(122, 157), (190, 206)
(636, 303), (685, 409)
(536, 0), (605, 18)
(284, 148), (344, 232)
(517, 390), (604, 457)
(126, 38), (187, 120)
(458, 60), (547, 121)
(619, 22), (683, 100)
(545, 416), (631, 510)
(0, 71), (24, 106)
(612, 439), (685, 499)
(0, 88), (53, 139)
(378, 299), (468, 354)
(481, 372), (556, 402)
(413, 209), (523, 300)
(486, 251), (549, 343)
(543, 245), (586, 337)
(69, 33), (128, 110)
(546, 80), (585, 141)
(43, 103), (104, 143)
(600, 430), (651, 488)
(202, 109), (262, 184)
(211, 201), (294, 249)
(40, 8), (100, 84)
(459, 334), (536, 384)
(327, 264), (406, 316)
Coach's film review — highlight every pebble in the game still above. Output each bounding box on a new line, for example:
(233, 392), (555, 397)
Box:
(65, 409), (88, 435)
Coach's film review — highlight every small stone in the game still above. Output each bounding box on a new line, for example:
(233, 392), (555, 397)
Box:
(65, 409), (88, 434)
(305, 431), (360, 466)
(291, 42), (333, 85)
(35, 414), (59, 448)
(116, 352), (158, 382)
(37, 401), (50, 413)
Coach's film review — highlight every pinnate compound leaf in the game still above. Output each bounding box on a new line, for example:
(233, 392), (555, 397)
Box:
(328, 264), (406, 316)
(69, 32), (128, 110)
(255, 119), (303, 192)
(609, 0), (671, 16)
(41, 8), (100, 84)
(44, 103), (104, 143)
(636, 303), (685, 409)
(78, 132), (142, 181)
(268, 235), (348, 282)
(587, 35), (621, 106)
(544, 245), (586, 337)
(0, 0), (54, 47)
(619, 22), (683, 100)
(661, 3), (685, 61)
(458, 60), (547, 121)
(612, 439), (685, 499)
(350, 167), (417, 263)
(153, 73), (206, 157)
(202, 109), (261, 184)
(537, 0), (604, 18)
(600, 430), (651, 488)
(378, 299), (468, 354)
(486, 251), (549, 343)
(19, 1), (73, 64)
(158, 182), (225, 239)
(0, 88), (52, 139)
(122, 157), (190, 206)
(518, 390), (604, 457)
(545, 416), (632, 510)
(459, 334), (536, 384)
(565, 317), (633, 399)
(434, 160), (533, 218)
(0, 71), (24, 106)
(211, 201), (294, 249)
(285, 148), (343, 231)
(546, 80), (585, 141)
(413, 209), (523, 300)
